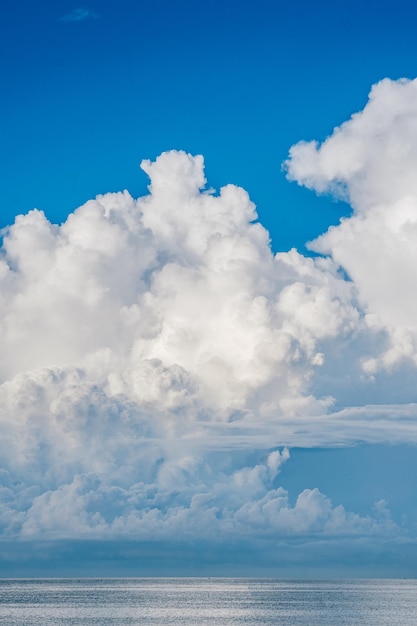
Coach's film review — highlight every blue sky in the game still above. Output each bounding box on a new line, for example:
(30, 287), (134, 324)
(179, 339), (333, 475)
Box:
(2, 0), (417, 577)
(4, 0), (417, 250)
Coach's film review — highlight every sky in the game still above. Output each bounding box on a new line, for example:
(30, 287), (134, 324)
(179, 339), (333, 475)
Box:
(2, 0), (417, 577)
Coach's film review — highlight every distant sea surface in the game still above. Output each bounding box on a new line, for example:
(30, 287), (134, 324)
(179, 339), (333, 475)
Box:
(0, 578), (417, 625)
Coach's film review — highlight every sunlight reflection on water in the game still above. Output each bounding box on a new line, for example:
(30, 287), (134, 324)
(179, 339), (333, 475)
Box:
(0, 578), (416, 625)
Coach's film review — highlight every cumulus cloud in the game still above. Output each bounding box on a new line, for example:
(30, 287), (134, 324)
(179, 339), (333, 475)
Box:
(12, 449), (395, 542)
(2, 78), (417, 550)
(0, 149), (367, 543)
(285, 77), (417, 375)
(0, 151), (356, 420)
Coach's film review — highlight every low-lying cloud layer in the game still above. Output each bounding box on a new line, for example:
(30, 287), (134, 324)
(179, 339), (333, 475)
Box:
(1, 78), (417, 551)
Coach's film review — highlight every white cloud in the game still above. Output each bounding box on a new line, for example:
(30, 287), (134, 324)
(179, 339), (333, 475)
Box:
(0, 151), (355, 420)
(2, 78), (417, 549)
(285, 77), (417, 374)
(60, 8), (97, 22)
(16, 450), (395, 542)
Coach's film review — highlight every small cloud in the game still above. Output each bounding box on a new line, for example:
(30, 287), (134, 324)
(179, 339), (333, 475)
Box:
(60, 8), (97, 22)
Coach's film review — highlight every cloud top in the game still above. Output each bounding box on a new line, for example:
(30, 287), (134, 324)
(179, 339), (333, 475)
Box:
(286, 77), (417, 372)
(285, 78), (417, 211)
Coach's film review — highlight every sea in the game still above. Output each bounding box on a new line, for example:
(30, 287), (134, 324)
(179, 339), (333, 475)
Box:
(0, 578), (416, 625)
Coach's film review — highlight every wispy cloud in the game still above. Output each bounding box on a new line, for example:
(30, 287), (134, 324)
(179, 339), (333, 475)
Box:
(60, 7), (97, 22)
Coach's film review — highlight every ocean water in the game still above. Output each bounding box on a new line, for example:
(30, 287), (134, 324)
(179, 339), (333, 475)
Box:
(0, 578), (416, 625)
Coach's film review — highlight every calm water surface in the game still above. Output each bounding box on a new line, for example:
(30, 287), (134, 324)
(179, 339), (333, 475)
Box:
(0, 578), (416, 625)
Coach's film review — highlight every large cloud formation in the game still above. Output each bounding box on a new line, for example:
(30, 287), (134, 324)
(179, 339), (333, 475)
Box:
(1, 78), (417, 551)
